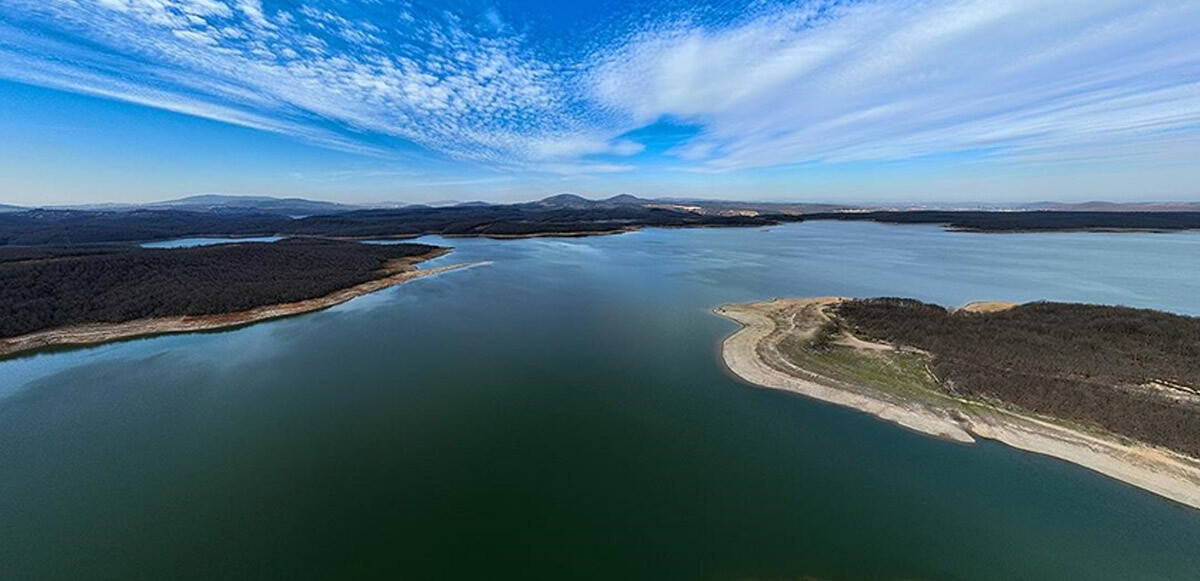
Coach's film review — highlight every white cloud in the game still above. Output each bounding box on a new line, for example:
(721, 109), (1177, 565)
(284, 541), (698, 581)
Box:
(0, 0), (589, 167)
(589, 0), (1200, 170)
(2, 0), (1199, 178)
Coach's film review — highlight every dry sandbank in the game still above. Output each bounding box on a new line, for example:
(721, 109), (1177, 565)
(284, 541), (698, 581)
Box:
(715, 298), (1200, 511)
(0, 257), (488, 359)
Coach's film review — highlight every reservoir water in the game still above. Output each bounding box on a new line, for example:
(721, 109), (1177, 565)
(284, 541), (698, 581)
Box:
(3, 222), (1200, 580)
(139, 236), (283, 248)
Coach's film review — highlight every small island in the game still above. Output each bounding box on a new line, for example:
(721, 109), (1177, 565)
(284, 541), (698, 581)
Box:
(716, 297), (1200, 510)
(0, 238), (483, 358)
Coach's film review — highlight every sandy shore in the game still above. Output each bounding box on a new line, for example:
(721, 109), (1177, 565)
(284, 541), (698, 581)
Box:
(715, 298), (1200, 511)
(0, 255), (489, 360)
(958, 300), (1018, 313)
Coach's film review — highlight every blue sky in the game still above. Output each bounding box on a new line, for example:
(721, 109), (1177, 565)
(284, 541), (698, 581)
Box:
(1, 0), (1199, 205)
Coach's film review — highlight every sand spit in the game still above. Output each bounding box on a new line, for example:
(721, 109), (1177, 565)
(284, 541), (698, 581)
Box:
(716, 299), (975, 443)
(715, 298), (1200, 511)
(0, 257), (489, 360)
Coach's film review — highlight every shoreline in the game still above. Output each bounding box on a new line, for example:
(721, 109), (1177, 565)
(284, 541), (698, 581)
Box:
(715, 298), (1200, 511)
(109, 220), (1199, 250)
(0, 253), (488, 360)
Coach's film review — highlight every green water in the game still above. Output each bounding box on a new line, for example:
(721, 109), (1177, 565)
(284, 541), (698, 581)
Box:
(3, 222), (1200, 580)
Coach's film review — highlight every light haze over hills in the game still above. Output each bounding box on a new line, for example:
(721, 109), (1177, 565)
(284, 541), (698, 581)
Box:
(6, 194), (1200, 217)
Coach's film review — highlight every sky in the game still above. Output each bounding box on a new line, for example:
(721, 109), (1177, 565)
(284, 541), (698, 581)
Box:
(1, 0), (1199, 205)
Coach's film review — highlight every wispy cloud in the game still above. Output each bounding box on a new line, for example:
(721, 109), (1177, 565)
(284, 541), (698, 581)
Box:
(590, 0), (1200, 170)
(0, 0), (626, 166)
(2, 0), (1199, 177)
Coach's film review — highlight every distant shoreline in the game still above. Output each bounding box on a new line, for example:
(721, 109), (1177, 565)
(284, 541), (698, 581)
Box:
(12, 202), (1200, 247)
(715, 298), (1200, 511)
(0, 253), (487, 360)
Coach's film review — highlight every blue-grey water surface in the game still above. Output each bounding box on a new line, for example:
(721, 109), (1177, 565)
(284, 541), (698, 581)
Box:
(139, 236), (283, 248)
(3, 222), (1200, 580)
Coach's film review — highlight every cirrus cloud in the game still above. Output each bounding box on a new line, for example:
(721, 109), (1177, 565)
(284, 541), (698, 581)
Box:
(591, 0), (1200, 170)
(1, 0), (1199, 178)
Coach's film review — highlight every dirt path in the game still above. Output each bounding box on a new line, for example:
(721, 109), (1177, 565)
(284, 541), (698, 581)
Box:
(715, 298), (1200, 511)
(715, 298), (976, 443)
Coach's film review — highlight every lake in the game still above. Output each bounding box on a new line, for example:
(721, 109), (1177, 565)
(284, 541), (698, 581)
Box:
(139, 236), (283, 248)
(3, 221), (1200, 580)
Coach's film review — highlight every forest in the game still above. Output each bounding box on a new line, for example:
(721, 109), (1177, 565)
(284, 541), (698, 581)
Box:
(834, 299), (1200, 457)
(799, 210), (1200, 232)
(6, 205), (1200, 246)
(0, 238), (440, 338)
(0, 209), (291, 245)
(0, 205), (775, 245)
(290, 204), (773, 237)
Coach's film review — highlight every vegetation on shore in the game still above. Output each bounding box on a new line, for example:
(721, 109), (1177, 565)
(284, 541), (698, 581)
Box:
(719, 297), (1200, 509)
(800, 210), (1200, 232)
(6, 202), (1200, 247)
(0, 238), (443, 339)
(758, 300), (957, 410)
(778, 331), (943, 403)
(833, 299), (1200, 458)
(0, 204), (773, 245)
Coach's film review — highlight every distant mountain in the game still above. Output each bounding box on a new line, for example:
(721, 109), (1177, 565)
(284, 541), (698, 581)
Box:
(534, 193), (599, 209)
(532, 193), (650, 209)
(18, 194), (1199, 220)
(150, 194), (353, 215)
(423, 200), (493, 208)
(604, 194), (647, 205)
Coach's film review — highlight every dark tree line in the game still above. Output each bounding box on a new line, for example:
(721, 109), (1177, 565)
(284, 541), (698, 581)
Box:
(0, 210), (291, 246)
(286, 205), (774, 237)
(0, 239), (439, 338)
(0, 206), (776, 246)
(7, 206), (1200, 246)
(835, 298), (1200, 457)
(796, 211), (1200, 232)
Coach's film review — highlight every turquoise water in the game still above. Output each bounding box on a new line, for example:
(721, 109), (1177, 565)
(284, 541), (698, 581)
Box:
(3, 222), (1200, 580)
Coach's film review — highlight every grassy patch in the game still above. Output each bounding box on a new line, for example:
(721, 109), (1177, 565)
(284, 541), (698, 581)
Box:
(777, 327), (948, 404)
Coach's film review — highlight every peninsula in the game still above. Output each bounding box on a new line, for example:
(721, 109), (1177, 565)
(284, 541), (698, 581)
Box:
(0, 238), (483, 358)
(716, 297), (1200, 510)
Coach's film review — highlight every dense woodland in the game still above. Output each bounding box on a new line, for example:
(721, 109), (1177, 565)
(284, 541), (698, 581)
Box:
(291, 204), (773, 237)
(0, 205), (775, 245)
(0, 209), (291, 245)
(6, 205), (1200, 246)
(0, 239), (439, 338)
(835, 299), (1200, 457)
(801, 210), (1200, 232)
